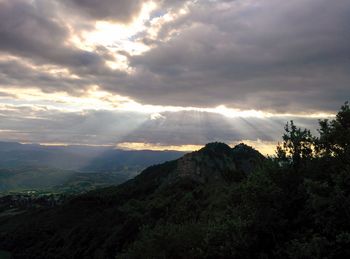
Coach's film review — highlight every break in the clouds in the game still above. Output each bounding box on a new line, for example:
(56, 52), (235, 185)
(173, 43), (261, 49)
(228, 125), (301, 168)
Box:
(0, 104), (321, 154)
(0, 0), (348, 151)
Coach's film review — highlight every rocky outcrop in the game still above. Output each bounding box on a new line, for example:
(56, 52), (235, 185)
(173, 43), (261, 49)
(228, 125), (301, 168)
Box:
(174, 142), (246, 183)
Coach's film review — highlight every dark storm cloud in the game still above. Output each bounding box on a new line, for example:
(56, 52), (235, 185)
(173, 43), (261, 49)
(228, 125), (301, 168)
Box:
(62, 0), (188, 23)
(0, 0), (108, 86)
(124, 0), (350, 112)
(64, 0), (144, 23)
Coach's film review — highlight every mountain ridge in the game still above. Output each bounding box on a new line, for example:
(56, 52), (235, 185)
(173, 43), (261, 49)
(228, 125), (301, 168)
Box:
(0, 142), (264, 258)
(0, 141), (185, 172)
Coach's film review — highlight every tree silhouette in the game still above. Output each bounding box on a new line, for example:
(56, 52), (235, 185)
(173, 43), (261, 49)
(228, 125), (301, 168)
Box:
(277, 120), (314, 170)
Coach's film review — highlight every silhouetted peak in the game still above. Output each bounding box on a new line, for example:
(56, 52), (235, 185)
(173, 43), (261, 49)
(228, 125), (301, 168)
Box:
(234, 143), (251, 150)
(232, 143), (265, 160)
(174, 142), (237, 183)
(200, 142), (232, 155)
(136, 142), (265, 186)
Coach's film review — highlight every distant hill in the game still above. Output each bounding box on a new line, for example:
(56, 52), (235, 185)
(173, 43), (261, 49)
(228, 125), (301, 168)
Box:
(0, 142), (185, 172)
(0, 142), (185, 194)
(0, 142), (265, 258)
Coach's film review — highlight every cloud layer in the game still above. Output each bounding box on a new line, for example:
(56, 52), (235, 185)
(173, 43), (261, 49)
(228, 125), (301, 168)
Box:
(0, 104), (321, 152)
(1, 0), (349, 112)
(0, 0), (348, 149)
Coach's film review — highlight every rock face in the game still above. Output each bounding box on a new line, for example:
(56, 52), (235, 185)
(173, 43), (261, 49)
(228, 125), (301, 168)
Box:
(173, 142), (263, 183)
(231, 143), (266, 174)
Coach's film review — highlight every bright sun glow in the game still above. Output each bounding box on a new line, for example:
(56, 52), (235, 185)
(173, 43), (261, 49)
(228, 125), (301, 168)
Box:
(116, 139), (278, 155)
(0, 86), (335, 119)
(69, 1), (191, 71)
(71, 1), (158, 71)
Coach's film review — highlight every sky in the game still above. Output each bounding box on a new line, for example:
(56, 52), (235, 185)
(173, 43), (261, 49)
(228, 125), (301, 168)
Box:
(0, 0), (349, 155)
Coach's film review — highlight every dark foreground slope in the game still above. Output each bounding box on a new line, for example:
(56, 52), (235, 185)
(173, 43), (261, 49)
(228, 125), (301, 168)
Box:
(0, 143), (264, 259)
(1, 137), (350, 259)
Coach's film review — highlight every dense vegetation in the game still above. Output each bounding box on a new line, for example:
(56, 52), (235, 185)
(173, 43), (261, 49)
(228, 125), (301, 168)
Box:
(0, 102), (349, 258)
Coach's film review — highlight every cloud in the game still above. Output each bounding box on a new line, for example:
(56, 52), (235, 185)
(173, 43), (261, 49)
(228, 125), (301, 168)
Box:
(0, 58), (87, 93)
(0, 0), (349, 116)
(64, 0), (145, 23)
(0, 0), (109, 87)
(0, 105), (321, 149)
(0, 106), (148, 145)
(125, 0), (350, 112)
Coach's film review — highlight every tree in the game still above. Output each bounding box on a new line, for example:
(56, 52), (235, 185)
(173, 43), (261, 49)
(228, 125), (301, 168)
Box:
(277, 120), (314, 170)
(317, 101), (350, 158)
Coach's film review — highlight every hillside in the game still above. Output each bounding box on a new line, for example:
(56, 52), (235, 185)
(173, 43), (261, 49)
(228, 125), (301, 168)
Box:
(0, 142), (265, 258)
(0, 142), (184, 172)
(0, 143), (184, 194)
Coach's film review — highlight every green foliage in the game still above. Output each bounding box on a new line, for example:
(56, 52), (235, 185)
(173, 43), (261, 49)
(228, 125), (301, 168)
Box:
(276, 120), (314, 170)
(317, 101), (350, 158)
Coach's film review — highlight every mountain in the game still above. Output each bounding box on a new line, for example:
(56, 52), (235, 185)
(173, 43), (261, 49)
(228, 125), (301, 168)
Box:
(82, 149), (185, 172)
(0, 142), (265, 259)
(0, 142), (185, 194)
(0, 142), (184, 172)
(3, 138), (349, 258)
(168, 142), (264, 183)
